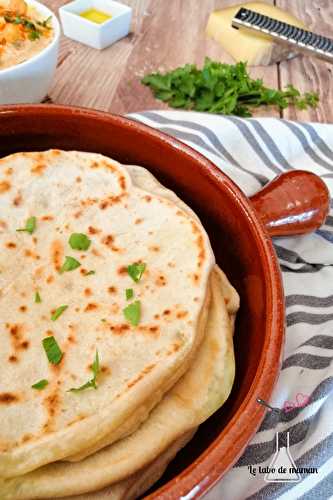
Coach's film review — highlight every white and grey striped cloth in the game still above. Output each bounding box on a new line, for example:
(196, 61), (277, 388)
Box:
(129, 111), (333, 500)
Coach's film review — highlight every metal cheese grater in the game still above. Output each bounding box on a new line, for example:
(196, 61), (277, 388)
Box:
(232, 7), (333, 63)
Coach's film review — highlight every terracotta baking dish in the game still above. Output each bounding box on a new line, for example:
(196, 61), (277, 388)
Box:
(0, 105), (329, 499)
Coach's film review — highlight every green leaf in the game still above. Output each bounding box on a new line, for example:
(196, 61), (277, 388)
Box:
(294, 91), (319, 110)
(84, 270), (95, 276)
(69, 350), (100, 392)
(180, 76), (196, 97)
(69, 233), (91, 251)
(91, 350), (100, 380)
(169, 94), (187, 108)
(69, 380), (96, 393)
(59, 256), (81, 273)
(194, 90), (215, 111)
(141, 74), (171, 91)
(123, 301), (141, 326)
(16, 216), (36, 235)
(34, 291), (42, 303)
(28, 30), (40, 40)
(215, 81), (225, 97)
(126, 288), (134, 300)
(155, 90), (174, 102)
(127, 263), (146, 283)
(42, 336), (63, 365)
(31, 379), (48, 390)
(51, 305), (68, 321)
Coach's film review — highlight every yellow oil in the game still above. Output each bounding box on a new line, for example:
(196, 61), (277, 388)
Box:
(79, 8), (112, 24)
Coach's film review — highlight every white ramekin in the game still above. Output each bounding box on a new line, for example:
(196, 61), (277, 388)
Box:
(0, 0), (60, 105)
(59, 0), (132, 50)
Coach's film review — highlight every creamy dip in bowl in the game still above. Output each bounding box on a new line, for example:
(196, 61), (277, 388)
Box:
(0, 0), (60, 104)
(0, 0), (54, 70)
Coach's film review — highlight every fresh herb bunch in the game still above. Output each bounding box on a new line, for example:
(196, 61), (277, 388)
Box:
(142, 58), (319, 117)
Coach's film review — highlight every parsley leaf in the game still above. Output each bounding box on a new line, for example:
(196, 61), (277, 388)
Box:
(16, 216), (36, 235)
(28, 30), (40, 40)
(123, 300), (141, 326)
(126, 288), (134, 300)
(60, 256), (81, 273)
(35, 291), (42, 303)
(142, 58), (319, 117)
(31, 379), (48, 390)
(69, 350), (100, 392)
(127, 263), (146, 283)
(69, 233), (91, 251)
(69, 380), (95, 392)
(51, 305), (68, 321)
(84, 270), (95, 276)
(91, 350), (100, 379)
(42, 336), (63, 364)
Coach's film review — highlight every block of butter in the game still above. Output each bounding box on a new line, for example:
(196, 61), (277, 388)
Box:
(206, 2), (306, 66)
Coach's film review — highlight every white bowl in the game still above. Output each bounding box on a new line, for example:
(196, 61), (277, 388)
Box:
(0, 0), (60, 105)
(59, 0), (132, 50)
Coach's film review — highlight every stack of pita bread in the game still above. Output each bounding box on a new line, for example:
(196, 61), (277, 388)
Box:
(0, 151), (239, 499)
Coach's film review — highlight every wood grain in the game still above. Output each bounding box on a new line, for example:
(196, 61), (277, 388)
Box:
(45, 0), (331, 122)
(277, 0), (333, 122)
(111, 0), (280, 117)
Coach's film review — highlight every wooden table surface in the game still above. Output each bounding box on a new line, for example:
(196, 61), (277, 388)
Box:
(46, 0), (333, 122)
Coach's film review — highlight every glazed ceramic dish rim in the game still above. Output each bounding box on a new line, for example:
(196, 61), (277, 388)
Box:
(0, 105), (285, 499)
(0, 0), (60, 76)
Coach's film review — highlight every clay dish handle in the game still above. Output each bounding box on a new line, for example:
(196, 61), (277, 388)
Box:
(249, 170), (330, 237)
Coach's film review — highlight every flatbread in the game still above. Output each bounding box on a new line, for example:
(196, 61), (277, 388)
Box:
(0, 164), (238, 500)
(0, 151), (214, 478)
(0, 267), (236, 499)
(65, 429), (197, 500)
(64, 430), (198, 500)
(125, 165), (239, 318)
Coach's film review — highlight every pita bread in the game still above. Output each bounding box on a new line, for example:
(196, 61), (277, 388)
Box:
(0, 151), (214, 478)
(0, 267), (236, 499)
(0, 164), (238, 500)
(65, 430), (198, 500)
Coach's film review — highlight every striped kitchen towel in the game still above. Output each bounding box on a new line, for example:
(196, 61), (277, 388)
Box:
(129, 111), (333, 500)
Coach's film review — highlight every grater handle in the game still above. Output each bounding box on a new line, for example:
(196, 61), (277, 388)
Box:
(232, 8), (333, 64)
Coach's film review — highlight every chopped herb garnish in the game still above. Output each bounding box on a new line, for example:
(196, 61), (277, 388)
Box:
(28, 30), (40, 40)
(84, 270), (95, 276)
(37, 16), (52, 29)
(51, 305), (68, 321)
(123, 300), (141, 326)
(31, 379), (48, 390)
(69, 350), (100, 392)
(69, 233), (91, 251)
(126, 288), (134, 300)
(59, 256), (81, 273)
(68, 379), (95, 392)
(101, 318), (107, 322)
(42, 336), (63, 365)
(35, 291), (42, 303)
(127, 263), (146, 283)
(142, 58), (319, 117)
(16, 216), (36, 235)
(5, 14), (42, 41)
